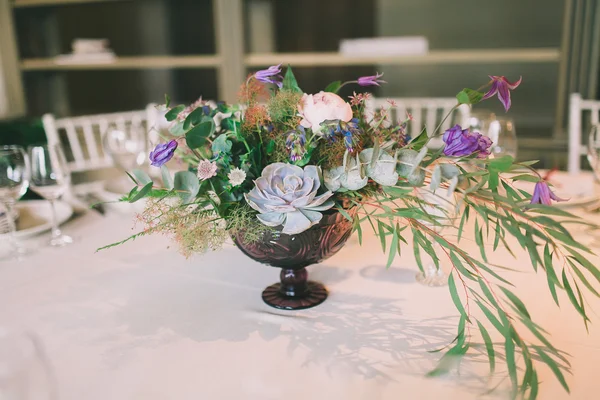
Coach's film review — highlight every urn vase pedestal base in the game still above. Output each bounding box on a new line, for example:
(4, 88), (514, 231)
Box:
(234, 210), (354, 311)
(261, 267), (328, 310)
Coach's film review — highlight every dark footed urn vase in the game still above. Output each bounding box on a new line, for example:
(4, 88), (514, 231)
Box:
(234, 209), (354, 310)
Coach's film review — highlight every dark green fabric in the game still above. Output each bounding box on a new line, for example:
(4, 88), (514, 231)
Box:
(0, 117), (46, 200)
(0, 117), (46, 147)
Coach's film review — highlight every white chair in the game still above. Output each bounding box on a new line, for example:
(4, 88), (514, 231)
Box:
(365, 97), (470, 147)
(568, 93), (600, 175)
(42, 104), (159, 173)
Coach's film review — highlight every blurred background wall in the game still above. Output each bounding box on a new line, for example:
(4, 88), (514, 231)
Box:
(1, 0), (600, 167)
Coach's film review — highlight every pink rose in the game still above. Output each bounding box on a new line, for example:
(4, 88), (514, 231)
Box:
(298, 91), (353, 133)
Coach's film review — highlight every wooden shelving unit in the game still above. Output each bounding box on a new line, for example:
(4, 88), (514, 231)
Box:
(245, 48), (560, 68)
(12, 0), (125, 8)
(21, 55), (222, 71)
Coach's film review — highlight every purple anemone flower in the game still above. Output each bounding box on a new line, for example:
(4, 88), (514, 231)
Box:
(443, 124), (492, 158)
(149, 140), (178, 167)
(482, 76), (522, 112)
(357, 72), (386, 87)
(255, 64), (283, 88)
(530, 181), (567, 205)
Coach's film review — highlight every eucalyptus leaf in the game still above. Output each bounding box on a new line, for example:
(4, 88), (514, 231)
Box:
(165, 105), (185, 122)
(212, 134), (232, 154)
(440, 164), (460, 179)
(174, 171), (200, 203)
(132, 169), (152, 185)
(161, 165), (174, 190)
(169, 120), (186, 136)
(186, 120), (215, 149)
(430, 165), (442, 191)
(183, 107), (205, 130)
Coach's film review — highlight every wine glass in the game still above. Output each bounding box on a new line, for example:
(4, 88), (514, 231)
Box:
(585, 124), (600, 214)
(0, 146), (30, 260)
(587, 124), (600, 175)
(102, 122), (147, 171)
(0, 328), (58, 400)
(467, 109), (495, 134)
(102, 122), (149, 193)
(28, 144), (73, 247)
(486, 117), (518, 158)
(415, 188), (457, 287)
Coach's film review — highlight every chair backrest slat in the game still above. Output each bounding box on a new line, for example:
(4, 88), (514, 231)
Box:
(410, 107), (423, 137)
(64, 120), (86, 170)
(81, 119), (100, 163)
(42, 106), (160, 174)
(366, 97), (470, 142)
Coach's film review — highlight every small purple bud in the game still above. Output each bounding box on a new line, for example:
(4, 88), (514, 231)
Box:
(357, 72), (386, 87)
(149, 140), (178, 167)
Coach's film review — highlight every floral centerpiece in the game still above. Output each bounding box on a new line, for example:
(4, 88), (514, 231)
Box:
(100, 65), (599, 398)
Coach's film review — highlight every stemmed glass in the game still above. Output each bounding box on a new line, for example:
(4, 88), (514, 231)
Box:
(586, 124), (600, 214)
(0, 328), (58, 399)
(467, 109), (495, 134)
(102, 122), (147, 171)
(415, 188), (457, 287)
(102, 122), (149, 192)
(0, 146), (30, 260)
(486, 117), (518, 158)
(28, 144), (73, 247)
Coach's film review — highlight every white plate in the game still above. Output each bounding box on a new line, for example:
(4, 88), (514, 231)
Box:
(512, 170), (599, 208)
(0, 200), (73, 239)
(71, 177), (145, 214)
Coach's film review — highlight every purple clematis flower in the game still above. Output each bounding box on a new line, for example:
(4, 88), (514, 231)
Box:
(530, 181), (567, 205)
(149, 140), (178, 167)
(255, 64), (283, 88)
(443, 124), (492, 158)
(357, 72), (386, 87)
(482, 75), (522, 112)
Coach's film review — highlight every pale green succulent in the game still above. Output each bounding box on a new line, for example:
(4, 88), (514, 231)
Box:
(245, 163), (334, 235)
(324, 147), (399, 192)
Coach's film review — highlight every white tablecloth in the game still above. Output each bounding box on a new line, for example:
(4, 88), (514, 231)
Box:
(1, 208), (600, 399)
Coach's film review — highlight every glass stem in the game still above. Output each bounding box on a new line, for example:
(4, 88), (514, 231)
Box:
(425, 237), (442, 277)
(3, 200), (19, 250)
(49, 199), (62, 240)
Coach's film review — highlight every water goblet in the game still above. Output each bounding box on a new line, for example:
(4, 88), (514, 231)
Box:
(415, 188), (457, 287)
(486, 117), (518, 159)
(102, 122), (147, 172)
(0, 146), (30, 260)
(28, 144), (73, 247)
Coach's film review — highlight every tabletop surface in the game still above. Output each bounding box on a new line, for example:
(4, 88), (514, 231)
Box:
(1, 204), (600, 400)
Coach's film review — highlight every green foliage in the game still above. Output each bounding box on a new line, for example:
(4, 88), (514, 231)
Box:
(227, 204), (276, 244)
(161, 165), (174, 190)
(267, 90), (302, 125)
(324, 80), (342, 93)
(165, 105), (185, 121)
(212, 134), (233, 154)
(456, 88), (484, 105)
(282, 65), (302, 94)
(102, 72), (600, 399)
(186, 120), (215, 149)
(174, 171), (200, 203)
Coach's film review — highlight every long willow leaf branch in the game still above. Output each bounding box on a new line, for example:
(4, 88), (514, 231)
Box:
(360, 189), (580, 398)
